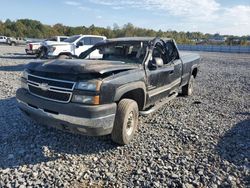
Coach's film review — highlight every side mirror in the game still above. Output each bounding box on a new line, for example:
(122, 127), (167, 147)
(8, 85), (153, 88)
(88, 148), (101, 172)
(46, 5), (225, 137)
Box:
(76, 41), (84, 48)
(148, 57), (164, 70)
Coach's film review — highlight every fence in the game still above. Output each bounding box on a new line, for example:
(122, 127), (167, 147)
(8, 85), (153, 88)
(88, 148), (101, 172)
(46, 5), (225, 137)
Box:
(177, 45), (250, 53)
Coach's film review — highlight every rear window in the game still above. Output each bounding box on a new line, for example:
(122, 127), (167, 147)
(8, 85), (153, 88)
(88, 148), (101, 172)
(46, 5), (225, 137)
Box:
(46, 37), (57, 41)
(60, 37), (68, 41)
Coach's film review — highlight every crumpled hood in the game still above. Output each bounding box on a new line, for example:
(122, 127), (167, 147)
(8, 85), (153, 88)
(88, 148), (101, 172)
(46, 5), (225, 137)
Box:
(26, 59), (139, 75)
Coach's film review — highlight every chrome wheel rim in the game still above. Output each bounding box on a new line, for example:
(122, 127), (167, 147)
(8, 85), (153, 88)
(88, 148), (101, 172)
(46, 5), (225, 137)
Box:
(126, 111), (134, 136)
(189, 80), (193, 94)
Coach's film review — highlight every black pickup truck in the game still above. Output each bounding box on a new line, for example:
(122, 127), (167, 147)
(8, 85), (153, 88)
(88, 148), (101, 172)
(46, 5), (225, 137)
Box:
(16, 37), (200, 145)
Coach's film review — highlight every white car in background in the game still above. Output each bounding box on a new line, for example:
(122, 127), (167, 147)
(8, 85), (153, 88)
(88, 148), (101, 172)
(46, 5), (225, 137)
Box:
(25, 36), (68, 56)
(0, 36), (8, 44)
(46, 35), (106, 58)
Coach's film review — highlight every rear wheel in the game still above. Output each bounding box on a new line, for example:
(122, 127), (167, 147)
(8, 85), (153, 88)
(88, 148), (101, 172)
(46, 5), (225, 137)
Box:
(181, 75), (195, 96)
(111, 99), (139, 145)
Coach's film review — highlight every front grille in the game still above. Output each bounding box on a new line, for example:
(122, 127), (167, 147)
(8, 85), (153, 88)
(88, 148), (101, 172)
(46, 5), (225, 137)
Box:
(28, 75), (74, 90)
(27, 74), (75, 103)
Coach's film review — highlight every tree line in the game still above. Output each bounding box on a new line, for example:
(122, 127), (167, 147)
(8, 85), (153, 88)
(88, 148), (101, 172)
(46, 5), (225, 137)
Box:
(0, 19), (249, 45)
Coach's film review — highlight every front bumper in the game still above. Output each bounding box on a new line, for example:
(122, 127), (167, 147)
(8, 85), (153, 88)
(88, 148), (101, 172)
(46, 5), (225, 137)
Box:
(16, 88), (117, 136)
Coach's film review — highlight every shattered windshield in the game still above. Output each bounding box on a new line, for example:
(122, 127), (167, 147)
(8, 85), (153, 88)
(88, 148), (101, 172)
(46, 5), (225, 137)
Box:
(80, 41), (148, 64)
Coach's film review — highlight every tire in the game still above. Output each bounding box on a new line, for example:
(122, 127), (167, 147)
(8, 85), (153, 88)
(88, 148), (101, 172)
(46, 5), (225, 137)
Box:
(181, 75), (195, 96)
(36, 51), (42, 58)
(11, 42), (16, 46)
(37, 48), (46, 59)
(40, 49), (46, 59)
(111, 99), (139, 145)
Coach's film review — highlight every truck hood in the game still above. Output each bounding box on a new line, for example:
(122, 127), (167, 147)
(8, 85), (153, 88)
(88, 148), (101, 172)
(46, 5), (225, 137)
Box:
(26, 59), (140, 79)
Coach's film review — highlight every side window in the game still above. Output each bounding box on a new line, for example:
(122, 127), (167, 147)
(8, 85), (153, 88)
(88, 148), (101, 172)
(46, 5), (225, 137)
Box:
(0, 37), (3, 39)
(48, 37), (57, 41)
(165, 41), (179, 62)
(152, 43), (168, 64)
(60, 37), (68, 41)
(83, 37), (91, 45)
(91, 37), (103, 45)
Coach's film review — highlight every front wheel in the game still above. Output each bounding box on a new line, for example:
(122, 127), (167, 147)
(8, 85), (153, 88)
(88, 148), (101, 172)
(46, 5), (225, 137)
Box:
(181, 75), (195, 96)
(111, 99), (139, 145)
(37, 47), (47, 59)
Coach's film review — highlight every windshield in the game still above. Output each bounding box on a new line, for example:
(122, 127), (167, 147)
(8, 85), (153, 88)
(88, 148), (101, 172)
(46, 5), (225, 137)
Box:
(80, 41), (148, 64)
(64, 35), (80, 43)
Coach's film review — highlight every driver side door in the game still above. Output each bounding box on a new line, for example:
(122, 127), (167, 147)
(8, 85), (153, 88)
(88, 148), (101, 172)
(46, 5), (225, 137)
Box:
(146, 42), (176, 105)
(74, 37), (92, 56)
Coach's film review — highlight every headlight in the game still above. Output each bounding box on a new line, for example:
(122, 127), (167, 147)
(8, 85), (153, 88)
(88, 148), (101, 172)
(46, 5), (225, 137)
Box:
(71, 95), (100, 105)
(75, 80), (102, 91)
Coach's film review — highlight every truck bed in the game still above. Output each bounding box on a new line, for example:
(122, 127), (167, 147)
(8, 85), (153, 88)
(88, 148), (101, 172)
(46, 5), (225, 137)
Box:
(179, 51), (200, 63)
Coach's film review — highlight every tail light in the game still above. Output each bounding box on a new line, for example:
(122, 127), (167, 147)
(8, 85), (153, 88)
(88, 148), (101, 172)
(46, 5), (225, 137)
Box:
(29, 44), (33, 50)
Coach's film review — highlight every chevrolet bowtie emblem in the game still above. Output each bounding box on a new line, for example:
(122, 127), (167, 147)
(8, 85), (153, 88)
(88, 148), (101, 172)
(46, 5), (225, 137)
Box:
(39, 83), (50, 91)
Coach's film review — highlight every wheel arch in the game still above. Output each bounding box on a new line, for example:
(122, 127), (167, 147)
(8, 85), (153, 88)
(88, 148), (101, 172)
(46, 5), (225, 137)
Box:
(10, 41), (16, 46)
(191, 65), (198, 78)
(58, 52), (73, 57)
(114, 81), (146, 111)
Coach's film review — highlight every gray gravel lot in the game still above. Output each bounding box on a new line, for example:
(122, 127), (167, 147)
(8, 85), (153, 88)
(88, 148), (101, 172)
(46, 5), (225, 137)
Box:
(0, 45), (249, 187)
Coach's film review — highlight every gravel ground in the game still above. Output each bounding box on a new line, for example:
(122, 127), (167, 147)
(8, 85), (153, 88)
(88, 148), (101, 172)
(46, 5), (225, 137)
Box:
(0, 45), (249, 187)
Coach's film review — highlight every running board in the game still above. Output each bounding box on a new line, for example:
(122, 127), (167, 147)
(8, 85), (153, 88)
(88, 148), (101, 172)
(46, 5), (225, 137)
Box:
(139, 92), (178, 116)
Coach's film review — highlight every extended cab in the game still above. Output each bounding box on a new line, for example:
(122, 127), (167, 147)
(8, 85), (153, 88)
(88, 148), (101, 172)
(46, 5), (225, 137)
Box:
(46, 35), (106, 58)
(16, 37), (200, 145)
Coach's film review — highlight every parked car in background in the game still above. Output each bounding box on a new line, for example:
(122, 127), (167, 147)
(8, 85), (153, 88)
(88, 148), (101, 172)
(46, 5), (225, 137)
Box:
(25, 42), (41, 55)
(17, 37), (200, 145)
(46, 35), (106, 59)
(25, 36), (69, 56)
(6, 37), (27, 46)
(0, 36), (8, 44)
(37, 36), (69, 58)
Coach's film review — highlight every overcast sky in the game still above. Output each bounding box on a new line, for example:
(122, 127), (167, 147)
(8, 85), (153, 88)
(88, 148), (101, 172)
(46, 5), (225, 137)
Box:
(0, 0), (249, 36)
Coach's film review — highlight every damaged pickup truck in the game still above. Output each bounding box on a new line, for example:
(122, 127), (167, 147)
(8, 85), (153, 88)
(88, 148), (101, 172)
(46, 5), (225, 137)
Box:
(16, 37), (200, 145)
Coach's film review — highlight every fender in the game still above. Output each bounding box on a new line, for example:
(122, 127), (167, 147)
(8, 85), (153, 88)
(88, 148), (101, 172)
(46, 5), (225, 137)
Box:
(114, 81), (147, 107)
(180, 64), (198, 87)
(58, 52), (73, 57)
